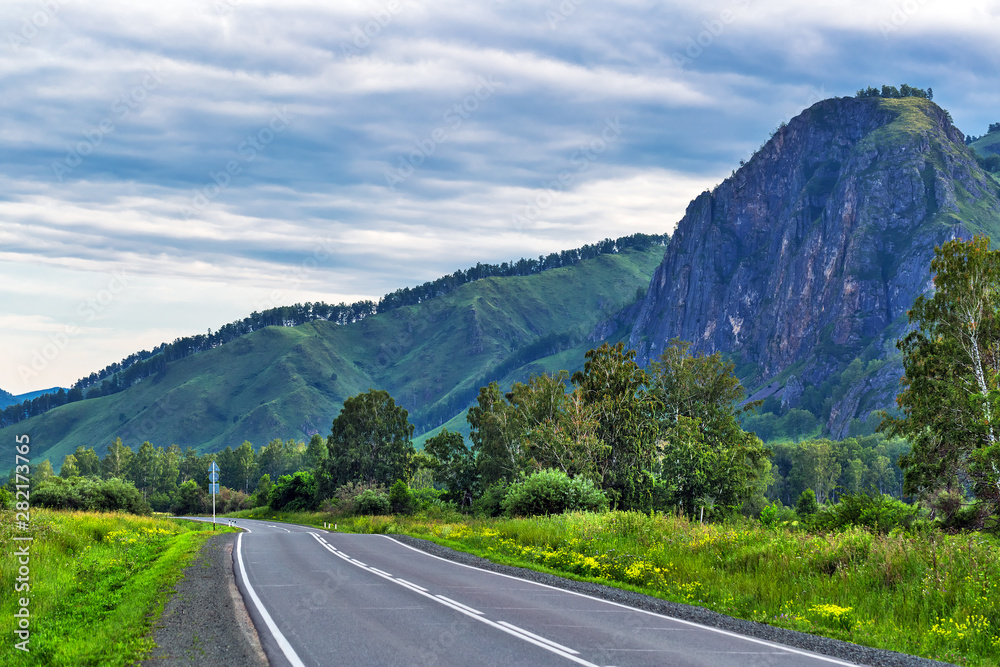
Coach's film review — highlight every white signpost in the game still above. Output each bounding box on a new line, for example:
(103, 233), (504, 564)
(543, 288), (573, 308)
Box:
(209, 461), (220, 529)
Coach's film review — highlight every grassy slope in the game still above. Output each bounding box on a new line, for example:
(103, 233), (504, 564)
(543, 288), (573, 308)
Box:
(0, 509), (232, 666)
(971, 131), (1000, 157)
(4, 248), (663, 465)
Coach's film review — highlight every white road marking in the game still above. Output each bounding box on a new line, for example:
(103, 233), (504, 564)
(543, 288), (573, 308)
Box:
(434, 595), (483, 615)
(235, 532), (306, 667)
(381, 536), (858, 667)
(497, 621), (580, 654)
(395, 578), (428, 592)
(307, 533), (599, 667)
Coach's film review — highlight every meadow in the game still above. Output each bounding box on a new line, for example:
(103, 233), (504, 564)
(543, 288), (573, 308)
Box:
(243, 507), (1000, 666)
(0, 509), (233, 666)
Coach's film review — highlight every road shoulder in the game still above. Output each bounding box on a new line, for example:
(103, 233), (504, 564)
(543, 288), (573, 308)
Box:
(141, 532), (268, 666)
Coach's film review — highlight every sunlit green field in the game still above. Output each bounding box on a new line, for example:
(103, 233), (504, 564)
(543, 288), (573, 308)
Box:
(253, 507), (1000, 666)
(0, 509), (232, 666)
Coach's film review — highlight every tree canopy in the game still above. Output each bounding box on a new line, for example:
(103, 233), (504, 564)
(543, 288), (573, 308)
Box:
(882, 236), (1000, 521)
(320, 389), (415, 493)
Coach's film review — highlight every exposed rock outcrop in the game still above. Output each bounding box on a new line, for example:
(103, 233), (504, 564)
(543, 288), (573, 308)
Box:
(627, 96), (1000, 437)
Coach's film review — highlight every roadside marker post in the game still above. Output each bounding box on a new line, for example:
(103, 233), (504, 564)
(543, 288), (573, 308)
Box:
(209, 461), (220, 529)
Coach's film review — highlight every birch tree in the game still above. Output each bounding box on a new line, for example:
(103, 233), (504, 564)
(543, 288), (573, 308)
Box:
(884, 236), (1000, 518)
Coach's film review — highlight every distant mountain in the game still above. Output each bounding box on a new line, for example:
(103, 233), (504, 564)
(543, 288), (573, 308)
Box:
(0, 387), (65, 410)
(625, 95), (1000, 437)
(0, 247), (665, 466)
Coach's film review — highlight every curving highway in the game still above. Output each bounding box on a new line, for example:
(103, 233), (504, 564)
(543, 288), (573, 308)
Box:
(220, 518), (862, 667)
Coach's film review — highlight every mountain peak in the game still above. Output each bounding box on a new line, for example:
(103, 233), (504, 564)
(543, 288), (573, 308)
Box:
(628, 95), (1000, 437)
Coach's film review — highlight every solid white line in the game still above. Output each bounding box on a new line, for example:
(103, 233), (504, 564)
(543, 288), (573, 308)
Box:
(497, 621), (579, 654)
(434, 595), (483, 615)
(307, 534), (598, 667)
(381, 536), (857, 667)
(235, 532), (306, 667)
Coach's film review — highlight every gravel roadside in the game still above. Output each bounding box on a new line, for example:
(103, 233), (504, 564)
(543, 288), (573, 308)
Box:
(390, 534), (955, 667)
(141, 532), (268, 666)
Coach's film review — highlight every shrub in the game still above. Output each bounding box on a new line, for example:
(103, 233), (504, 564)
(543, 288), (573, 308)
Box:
(353, 489), (391, 515)
(33, 476), (151, 515)
(813, 492), (919, 534)
(323, 481), (388, 516)
(389, 479), (415, 515)
(251, 474), (273, 508)
(0, 486), (12, 510)
(796, 488), (819, 516)
(171, 480), (208, 515)
(472, 482), (509, 518)
(269, 471), (317, 511)
(501, 469), (609, 517)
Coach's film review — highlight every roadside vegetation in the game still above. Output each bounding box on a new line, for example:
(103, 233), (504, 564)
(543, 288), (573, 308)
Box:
(0, 509), (233, 666)
(229, 502), (1000, 666)
(10, 236), (1000, 664)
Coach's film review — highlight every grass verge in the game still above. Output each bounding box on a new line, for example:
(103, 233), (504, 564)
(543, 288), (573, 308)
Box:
(1, 509), (235, 666)
(238, 507), (1000, 666)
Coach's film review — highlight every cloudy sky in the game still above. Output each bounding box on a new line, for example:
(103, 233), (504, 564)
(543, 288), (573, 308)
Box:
(1, 0), (998, 394)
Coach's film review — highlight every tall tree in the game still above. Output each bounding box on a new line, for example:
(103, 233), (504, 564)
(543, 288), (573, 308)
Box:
(73, 446), (102, 477)
(102, 438), (133, 479)
(129, 441), (158, 496)
(232, 441), (257, 493)
(320, 389), (415, 493)
(572, 342), (658, 509)
(882, 236), (1000, 517)
(424, 429), (478, 505)
(468, 382), (529, 486)
(59, 454), (80, 479)
(647, 339), (770, 515)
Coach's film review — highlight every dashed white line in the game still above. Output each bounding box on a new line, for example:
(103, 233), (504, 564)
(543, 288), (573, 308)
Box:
(306, 533), (598, 666)
(381, 535), (858, 667)
(434, 595), (483, 615)
(497, 621), (580, 654)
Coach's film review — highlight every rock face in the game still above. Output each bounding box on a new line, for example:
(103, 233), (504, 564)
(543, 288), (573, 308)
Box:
(628, 96), (1000, 437)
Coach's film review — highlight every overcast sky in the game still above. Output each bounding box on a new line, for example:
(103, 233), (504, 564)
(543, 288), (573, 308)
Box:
(1, 0), (998, 394)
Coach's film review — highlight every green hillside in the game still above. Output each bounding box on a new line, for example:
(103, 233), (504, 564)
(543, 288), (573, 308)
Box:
(3, 247), (664, 467)
(971, 131), (1000, 156)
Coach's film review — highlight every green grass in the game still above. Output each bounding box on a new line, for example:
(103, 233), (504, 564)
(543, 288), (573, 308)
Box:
(1, 247), (665, 469)
(258, 508), (1000, 666)
(0, 509), (235, 666)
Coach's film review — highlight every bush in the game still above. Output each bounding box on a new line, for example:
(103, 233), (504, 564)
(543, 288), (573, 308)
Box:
(33, 476), (151, 515)
(353, 489), (391, 515)
(472, 482), (508, 518)
(269, 471), (317, 511)
(501, 469), (609, 517)
(171, 480), (208, 515)
(322, 481), (388, 516)
(389, 479), (415, 515)
(251, 474), (273, 508)
(796, 488), (819, 516)
(0, 486), (12, 510)
(812, 492), (919, 534)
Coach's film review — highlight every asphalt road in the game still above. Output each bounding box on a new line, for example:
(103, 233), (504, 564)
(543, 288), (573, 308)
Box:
(225, 518), (862, 667)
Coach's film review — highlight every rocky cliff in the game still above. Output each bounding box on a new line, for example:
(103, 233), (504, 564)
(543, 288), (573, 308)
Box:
(627, 96), (1000, 437)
